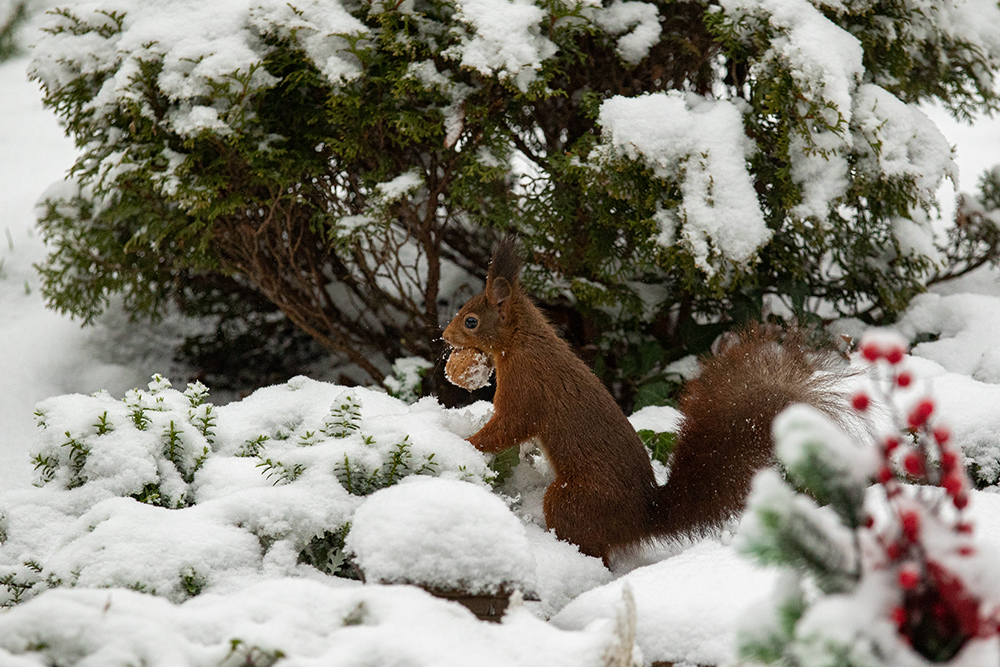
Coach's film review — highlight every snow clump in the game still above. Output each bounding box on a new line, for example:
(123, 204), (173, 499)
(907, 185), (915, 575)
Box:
(29, 0), (369, 141)
(445, 0), (558, 91)
(348, 477), (535, 595)
(597, 91), (771, 274)
(592, 1), (662, 65)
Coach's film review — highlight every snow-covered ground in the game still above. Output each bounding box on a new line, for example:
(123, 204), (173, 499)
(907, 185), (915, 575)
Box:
(4, 32), (1000, 666)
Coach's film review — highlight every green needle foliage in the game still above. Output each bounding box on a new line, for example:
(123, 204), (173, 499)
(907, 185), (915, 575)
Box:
(28, 0), (1000, 407)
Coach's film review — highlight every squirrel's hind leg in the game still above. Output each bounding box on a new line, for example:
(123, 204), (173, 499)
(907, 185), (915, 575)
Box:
(543, 476), (646, 567)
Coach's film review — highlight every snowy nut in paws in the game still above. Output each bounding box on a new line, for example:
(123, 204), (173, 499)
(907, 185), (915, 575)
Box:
(445, 347), (495, 391)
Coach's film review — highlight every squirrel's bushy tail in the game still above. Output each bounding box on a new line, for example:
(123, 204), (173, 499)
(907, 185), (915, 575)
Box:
(650, 329), (845, 538)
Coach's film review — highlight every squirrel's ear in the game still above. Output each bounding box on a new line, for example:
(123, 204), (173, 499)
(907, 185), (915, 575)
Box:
(491, 276), (512, 306)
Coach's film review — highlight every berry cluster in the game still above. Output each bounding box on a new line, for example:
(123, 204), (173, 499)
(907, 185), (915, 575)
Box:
(853, 333), (997, 661)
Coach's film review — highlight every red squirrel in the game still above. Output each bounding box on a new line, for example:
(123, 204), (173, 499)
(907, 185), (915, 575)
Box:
(442, 237), (843, 565)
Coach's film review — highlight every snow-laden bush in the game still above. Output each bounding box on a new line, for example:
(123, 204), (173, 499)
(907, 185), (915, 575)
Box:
(0, 374), (632, 665)
(27, 0), (1000, 405)
(1, 376), (496, 606)
(31, 375), (213, 506)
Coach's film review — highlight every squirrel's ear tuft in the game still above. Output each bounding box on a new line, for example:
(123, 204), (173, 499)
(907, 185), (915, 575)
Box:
(486, 235), (521, 306)
(487, 235), (521, 285)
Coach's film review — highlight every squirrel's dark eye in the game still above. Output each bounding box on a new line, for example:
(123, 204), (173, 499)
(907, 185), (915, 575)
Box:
(464, 316), (479, 330)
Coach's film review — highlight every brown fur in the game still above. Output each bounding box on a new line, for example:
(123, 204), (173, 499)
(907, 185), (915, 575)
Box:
(442, 238), (842, 565)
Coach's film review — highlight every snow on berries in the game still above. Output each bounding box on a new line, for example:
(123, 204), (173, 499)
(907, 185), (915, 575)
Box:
(858, 337), (999, 660)
(857, 329), (909, 366)
(739, 330), (1000, 666)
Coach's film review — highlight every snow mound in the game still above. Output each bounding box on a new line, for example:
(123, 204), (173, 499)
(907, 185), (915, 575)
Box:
(553, 540), (779, 665)
(890, 293), (1000, 485)
(1, 377), (497, 606)
(886, 356), (1000, 488)
(348, 477), (535, 595)
(897, 292), (1000, 382)
(0, 373), (619, 628)
(0, 578), (629, 667)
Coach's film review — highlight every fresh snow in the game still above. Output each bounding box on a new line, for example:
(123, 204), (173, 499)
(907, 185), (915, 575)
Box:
(854, 85), (957, 206)
(347, 477), (536, 595)
(5, 0), (1000, 661)
(597, 92), (771, 274)
(592, 1), (661, 65)
(897, 292), (1000, 381)
(445, 0), (558, 92)
(722, 0), (864, 221)
(0, 580), (632, 667)
(719, 0), (963, 238)
(723, 0), (863, 123)
(553, 540), (781, 666)
(773, 403), (880, 487)
(0, 56), (156, 491)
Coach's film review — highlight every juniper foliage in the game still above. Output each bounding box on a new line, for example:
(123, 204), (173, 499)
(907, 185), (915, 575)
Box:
(29, 0), (1000, 405)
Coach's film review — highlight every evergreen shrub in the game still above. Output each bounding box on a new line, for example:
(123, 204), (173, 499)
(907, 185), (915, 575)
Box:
(29, 0), (1000, 405)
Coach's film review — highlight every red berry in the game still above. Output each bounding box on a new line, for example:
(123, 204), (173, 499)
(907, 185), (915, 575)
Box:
(896, 371), (913, 388)
(891, 606), (907, 627)
(901, 511), (921, 542)
(862, 342), (881, 362)
(903, 451), (925, 477)
(884, 436), (901, 454)
(863, 515), (875, 529)
(941, 473), (964, 498)
(958, 545), (975, 557)
(907, 399), (935, 429)
(954, 493), (970, 510)
(956, 522), (973, 534)
(852, 392), (871, 412)
(886, 347), (905, 365)
(898, 566), (921, 590)
(933, 426), (951, 445)
(887, 542), (904, 560)
(878, 467), (894, 484)
(941, 449), (958, 472)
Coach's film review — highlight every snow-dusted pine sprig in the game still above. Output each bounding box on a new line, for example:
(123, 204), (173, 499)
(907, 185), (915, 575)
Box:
(322, 393), (362, 439)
